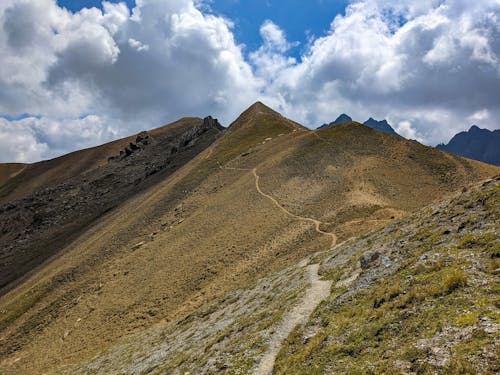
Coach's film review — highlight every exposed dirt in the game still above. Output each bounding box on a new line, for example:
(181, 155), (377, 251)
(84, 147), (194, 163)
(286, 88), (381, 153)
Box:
(253, 262), (332, 375)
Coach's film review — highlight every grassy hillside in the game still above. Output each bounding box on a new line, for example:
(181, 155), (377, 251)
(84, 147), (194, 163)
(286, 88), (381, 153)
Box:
(275, 176), (500, 374)
(0, 163), (26, 187)
(0, 103), (498, 374)
(56, 177), (499, 375)
(0, 118), (205, 204)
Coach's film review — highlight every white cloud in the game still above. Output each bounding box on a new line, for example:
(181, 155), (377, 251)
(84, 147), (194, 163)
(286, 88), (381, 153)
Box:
(128, 38), (149, 52)
(0, 115), (117, 163)
(256, 0), (500, 144)
(249, 20), (297, 80)
(395, 120), (422, 142)
(0, 0), (499, 162)
(0, 0), (260, 162)
(0, 118), (49, 163)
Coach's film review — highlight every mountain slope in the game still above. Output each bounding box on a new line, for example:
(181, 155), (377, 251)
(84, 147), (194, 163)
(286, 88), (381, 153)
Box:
(275, 176), (500, 374)
(437, 125), (500, 166)
(59, 176), (500, 375)
(0, 117), (224, 293)
(0, 163), (26, 187)
(320, 115), (400, 137)
(0, 103), (498, 374)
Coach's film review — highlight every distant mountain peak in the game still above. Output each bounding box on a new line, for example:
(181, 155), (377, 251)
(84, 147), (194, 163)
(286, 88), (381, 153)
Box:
(363, 118), (398, 136)
(437, 125), (500, 166)
(318, 114), (352, 129)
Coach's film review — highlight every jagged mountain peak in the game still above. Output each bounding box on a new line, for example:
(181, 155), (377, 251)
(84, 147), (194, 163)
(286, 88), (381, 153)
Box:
(363, 117), (399, 136)
(319, 113), (353, 128)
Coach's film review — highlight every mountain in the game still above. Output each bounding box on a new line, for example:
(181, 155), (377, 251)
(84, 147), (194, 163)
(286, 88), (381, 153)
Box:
(363, 117), (399, 136)
(0, 103), (498, 374)
(318, 113), (352, 128)
(0, 163), (25, 187)
(437, 125), (500, 166)
(320, 115), (399, 137)
(0, 116), (224, 293)
(62, 176), (500, 375)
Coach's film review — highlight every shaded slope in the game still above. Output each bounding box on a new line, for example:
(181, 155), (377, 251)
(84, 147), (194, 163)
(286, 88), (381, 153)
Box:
(437, 125), (500, 166)
(0, 103), (498, 374)
(0, 117), (212, 203)
(0, 117), (224, 293)
(0, 163), (26, 186)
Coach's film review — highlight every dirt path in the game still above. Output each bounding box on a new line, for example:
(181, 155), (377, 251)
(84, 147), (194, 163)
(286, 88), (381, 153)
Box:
(217, 161), (337, 247)
(252, 262), (332, 375)
(252, 168), (337, 248)
(217, 161), (337, 374)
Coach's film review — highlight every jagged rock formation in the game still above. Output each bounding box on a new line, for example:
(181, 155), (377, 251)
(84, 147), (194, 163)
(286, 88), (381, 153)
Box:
(437, 125), (500, 166)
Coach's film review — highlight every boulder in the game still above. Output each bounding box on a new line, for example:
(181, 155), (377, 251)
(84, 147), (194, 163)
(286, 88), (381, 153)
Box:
(360, 251), (381, 269)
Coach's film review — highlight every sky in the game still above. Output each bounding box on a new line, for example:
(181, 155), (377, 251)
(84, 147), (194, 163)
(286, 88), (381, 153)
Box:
(0, 0), (499, 163)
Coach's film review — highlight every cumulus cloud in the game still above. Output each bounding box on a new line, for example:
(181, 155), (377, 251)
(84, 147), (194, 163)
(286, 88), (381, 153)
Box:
(0, 115), (117, 162)
(259, 0), (500, 144)
(249, 20), (297, 80)
(0, 0), (499, 162)
(0, 0), (260, 162)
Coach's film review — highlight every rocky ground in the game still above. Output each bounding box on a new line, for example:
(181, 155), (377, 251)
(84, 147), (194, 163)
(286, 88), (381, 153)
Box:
(276, 176), (500, 374)
(0, 117), (224, 293)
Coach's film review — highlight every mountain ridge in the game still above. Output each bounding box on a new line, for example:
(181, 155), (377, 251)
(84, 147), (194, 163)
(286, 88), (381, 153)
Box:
(0, 103), (498, 374)
(319, 114), (400, 136)
(437, 125), (500, 166)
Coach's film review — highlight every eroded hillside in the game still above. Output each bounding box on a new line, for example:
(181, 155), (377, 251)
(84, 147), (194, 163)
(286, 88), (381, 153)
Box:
(0, 117), (224, 292)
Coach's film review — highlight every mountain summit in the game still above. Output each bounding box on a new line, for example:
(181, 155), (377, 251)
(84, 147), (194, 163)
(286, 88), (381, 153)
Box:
(437, 125), (500, 166)
(363, 117), (399, 136)
(319, 115), (399, 136)
(319, 113), (352, 128)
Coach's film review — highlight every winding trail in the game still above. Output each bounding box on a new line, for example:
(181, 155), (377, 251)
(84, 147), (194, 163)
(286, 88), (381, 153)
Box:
(252, 168), (337, 248)
(252, 263), (333, 375)
(217, 161), (337, 248)
(217, 160), (338, 373)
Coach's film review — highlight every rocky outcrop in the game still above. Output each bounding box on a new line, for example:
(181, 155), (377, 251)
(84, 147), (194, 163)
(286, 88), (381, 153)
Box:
(0, 118), (224, 293)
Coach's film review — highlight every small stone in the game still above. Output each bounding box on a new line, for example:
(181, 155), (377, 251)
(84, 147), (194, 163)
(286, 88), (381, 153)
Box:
(482, 179), (493, 186)
(131, 241), (146, 250)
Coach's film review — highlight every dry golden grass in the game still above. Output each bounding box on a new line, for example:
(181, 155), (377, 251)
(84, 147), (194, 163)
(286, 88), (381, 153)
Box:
(0, 103), (498, 374)
(0, 163), (25, 186)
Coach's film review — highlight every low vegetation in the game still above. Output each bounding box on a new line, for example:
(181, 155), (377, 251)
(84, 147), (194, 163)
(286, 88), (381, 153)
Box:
(274, 178), (500, 374)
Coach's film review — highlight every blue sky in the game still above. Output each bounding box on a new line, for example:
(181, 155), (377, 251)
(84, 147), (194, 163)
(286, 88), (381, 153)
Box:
(57, 0), (348, 59)
(1, 0), (499, 162)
